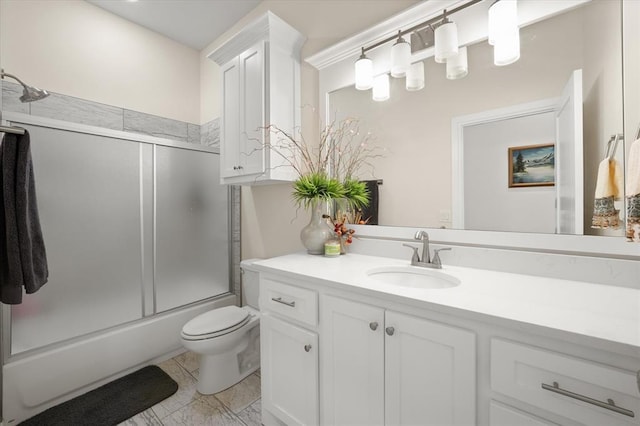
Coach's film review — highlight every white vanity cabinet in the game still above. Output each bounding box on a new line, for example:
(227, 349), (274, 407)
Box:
(255, 253), (640, 426)
(321, 295), (476, 426)
(209, 12), (305, 185)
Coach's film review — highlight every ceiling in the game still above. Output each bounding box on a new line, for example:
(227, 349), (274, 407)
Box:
(86, 0), (262, 50)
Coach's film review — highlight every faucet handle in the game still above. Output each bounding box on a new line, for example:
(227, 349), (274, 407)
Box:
(402, 244), (420, 263)
(431, 247), (452, 267)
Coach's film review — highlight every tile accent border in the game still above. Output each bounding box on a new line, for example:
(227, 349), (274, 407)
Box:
(2, 81), (223, 148)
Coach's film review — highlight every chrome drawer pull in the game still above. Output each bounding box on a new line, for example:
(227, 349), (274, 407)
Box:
(541, 381), (635, 418)
(271, 297), (295, 308)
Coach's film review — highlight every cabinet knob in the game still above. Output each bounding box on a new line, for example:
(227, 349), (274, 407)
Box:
(304, 344), (312, 352)
(233, 166), (238, 170)
(369, 322), (378, 331)
(385, 326), (395, 336)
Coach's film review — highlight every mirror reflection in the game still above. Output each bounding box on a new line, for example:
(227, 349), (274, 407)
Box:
(329, 0), (624, 236)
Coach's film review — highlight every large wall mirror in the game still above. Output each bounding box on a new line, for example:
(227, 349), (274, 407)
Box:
(327, 0), (625, 237)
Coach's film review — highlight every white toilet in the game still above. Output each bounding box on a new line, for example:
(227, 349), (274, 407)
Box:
(180, 259), (261, 395)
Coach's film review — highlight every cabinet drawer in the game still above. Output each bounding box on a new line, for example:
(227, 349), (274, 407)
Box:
(260, 278), (318, 327)
(490, 400), (558, 426)
(491, 339), (640, 426)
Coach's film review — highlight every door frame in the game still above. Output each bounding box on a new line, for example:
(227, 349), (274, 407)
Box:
(451, 98), (558, 229)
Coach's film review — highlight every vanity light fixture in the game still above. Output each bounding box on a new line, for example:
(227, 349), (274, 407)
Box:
(434, 10), (459, 63)
(406, 61), (425, 91)
(352, 0), (525, 99)
(446, 46), (468, 80)
(355, 47), (374, 90)
(488, 0), (520, 66)
(372, 74), (390, 102)
(390, 31), (411, 78)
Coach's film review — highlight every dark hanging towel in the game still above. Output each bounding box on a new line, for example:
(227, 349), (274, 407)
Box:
(359, 179), (381, 225)
(0, 130), (49, 304)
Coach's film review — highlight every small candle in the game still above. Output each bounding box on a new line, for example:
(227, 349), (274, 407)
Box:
(324, 241), (341, 257)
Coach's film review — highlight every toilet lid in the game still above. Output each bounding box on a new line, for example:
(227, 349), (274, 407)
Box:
(182, 306), (250, 337)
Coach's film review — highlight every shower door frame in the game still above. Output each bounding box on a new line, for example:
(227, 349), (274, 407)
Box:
(0, 112), (241, 422)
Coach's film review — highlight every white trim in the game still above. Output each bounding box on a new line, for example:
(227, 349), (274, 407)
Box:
(2, 112), (219, 154)
(451, 98), (558, 229)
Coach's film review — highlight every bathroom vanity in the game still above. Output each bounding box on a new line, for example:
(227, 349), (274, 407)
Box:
(255, 253), (640, 426)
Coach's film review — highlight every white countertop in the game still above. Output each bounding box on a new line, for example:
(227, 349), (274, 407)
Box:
(253, 252), (640, 350)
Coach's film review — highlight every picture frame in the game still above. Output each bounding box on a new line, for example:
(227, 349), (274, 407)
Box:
(508, 143), (555, 188)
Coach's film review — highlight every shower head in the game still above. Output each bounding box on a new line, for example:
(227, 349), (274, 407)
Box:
(1, 69), (49, 103)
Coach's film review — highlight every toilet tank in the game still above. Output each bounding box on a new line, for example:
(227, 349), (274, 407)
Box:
(240, 259), (262, 309)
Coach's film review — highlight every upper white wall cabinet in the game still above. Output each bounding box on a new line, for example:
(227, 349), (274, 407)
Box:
(209, 12), (306, 185)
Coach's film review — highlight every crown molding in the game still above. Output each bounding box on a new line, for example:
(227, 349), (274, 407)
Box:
(305, 0), (465, 70)
(208, 11), (305, 66)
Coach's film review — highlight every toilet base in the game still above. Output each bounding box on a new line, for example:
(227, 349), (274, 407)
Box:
(195, 324), (260, 395)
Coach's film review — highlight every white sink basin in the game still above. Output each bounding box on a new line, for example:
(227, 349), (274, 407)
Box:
(366, 266), (460, 289)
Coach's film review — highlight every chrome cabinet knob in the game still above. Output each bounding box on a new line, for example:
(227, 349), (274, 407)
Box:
(369, 322), (378, 331)
(385, 326), (395, 336)
(304, 344), (312, 352)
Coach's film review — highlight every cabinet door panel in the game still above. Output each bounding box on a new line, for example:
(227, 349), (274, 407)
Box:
(261, 313), (318, 426)
(321, 296), (385, 426)
(221, 58), (240, 178)
(240, 43), (265, 176)
(385, 311), (476, 426)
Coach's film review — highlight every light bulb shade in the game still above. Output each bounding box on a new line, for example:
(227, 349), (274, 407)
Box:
(355, 55), (374, 90)
(446, 46), (468, 80)
(390, 38), (411, 78)
(493, 29), (520, 66)
(434, 20), (459, 62)
(406, 61), (425, 91)
(488, 0), (518, 46)
(372, 74), (390, 101)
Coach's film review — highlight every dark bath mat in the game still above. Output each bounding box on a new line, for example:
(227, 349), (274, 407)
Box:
(19, 365), (178, 426)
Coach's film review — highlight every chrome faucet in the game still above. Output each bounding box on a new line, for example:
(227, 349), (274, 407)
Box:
(402, 230), (451, 269)
(414, 230), (430, 264)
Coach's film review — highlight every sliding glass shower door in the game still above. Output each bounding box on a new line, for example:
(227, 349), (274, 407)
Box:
(7, 122), (231, 355)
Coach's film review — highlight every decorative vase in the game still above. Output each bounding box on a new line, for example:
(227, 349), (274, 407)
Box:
(339, 237), (347, 255)
(300, 200), (334, 255)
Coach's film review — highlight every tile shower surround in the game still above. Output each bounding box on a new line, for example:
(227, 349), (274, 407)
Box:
(1, 81), (221, 147)
(1, 80), (240, 301)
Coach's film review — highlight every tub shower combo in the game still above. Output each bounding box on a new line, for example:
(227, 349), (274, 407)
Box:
(0, 72), (238, 423)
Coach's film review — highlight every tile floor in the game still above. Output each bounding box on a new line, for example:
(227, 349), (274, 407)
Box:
(118, 351), (262, 426)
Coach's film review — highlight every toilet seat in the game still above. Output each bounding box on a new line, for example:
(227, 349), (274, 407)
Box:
(182, 306), (251, 341)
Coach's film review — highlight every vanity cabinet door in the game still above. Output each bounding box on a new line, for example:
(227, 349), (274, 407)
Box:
(321, 295), (385, 425)
(385, 311), (476, 426)
(261, 313), (319, 426)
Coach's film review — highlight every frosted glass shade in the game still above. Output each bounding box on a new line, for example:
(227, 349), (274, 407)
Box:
(390, 38), (411, 78)
(494, 29), (520, 66)
(406, 61), (425, 91)
(434, 20), (458, 63)
(446, 46), (468, 80)
(372, 74), (390, 101)
(355, 55), (374, 90)
(488, 0), (518, 46)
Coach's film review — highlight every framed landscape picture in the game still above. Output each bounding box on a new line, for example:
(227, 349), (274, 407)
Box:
(508, 143), (555, 188)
